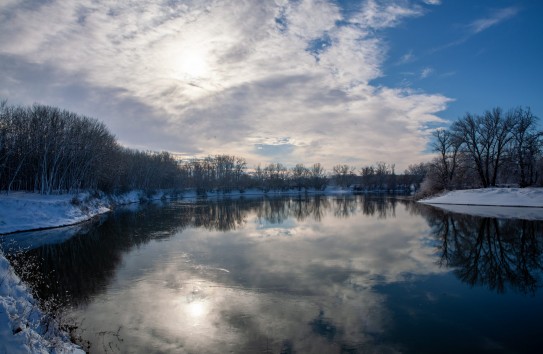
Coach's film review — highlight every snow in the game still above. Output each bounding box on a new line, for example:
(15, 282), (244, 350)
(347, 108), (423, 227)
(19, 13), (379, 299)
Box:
(420, 187), (543, 207)
(0, 192), (110, 235)
(0, 251), (85, 353)
(0, 190), (175, 235)
(419, 187), (543, 220)
(0, 190), (168, 353)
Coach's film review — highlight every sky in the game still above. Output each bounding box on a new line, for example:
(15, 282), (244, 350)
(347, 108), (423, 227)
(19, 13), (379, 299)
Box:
(1, 0), (542, 171)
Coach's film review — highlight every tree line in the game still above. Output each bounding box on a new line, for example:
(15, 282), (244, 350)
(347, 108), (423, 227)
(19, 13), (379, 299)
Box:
(0, 101), (312, 194)
(2, 100), (540, 196)
(1, 100), (429, 195)
(0, 101), (182, 194)
(419, 106), (543, 197)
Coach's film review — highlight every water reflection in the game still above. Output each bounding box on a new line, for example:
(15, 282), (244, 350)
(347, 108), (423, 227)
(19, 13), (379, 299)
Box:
(421, 206), (543, 294)
(2, 196), (542, 353)
(3, 196), (401, 307)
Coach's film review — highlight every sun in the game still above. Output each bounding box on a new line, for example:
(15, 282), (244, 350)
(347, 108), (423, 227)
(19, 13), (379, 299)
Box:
(178, 51), (209, 79)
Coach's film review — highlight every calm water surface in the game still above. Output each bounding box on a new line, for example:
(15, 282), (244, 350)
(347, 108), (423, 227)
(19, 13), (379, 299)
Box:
(3, 195), (542, 354)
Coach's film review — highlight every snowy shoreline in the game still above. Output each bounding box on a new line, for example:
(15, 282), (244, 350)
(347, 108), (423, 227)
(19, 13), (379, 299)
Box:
(3, 186), (542, 236)
(419, 187), (543, 207)
(0, 188), (356, 235)
(0, 190), (182, 353)
(0, 190), (164, 235)
(0, 253), (85, 354)
(418, 187), (543, 220)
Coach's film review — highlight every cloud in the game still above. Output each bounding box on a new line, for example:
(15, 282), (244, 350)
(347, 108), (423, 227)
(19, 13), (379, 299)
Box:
(467, 7), (519, 34)
(0, 0), (450, 170)
(420, 67), (433, 79)
(353, 0), (423, 29)
(431, 6), (519, 53)
(422, 0), (441, 5)
(79, 200), (444, 352)
(397, 50), (415, 65)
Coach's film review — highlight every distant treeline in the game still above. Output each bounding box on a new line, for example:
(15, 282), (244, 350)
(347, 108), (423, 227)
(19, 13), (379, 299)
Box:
(2, 101), (540, 196)
(0, 100), (426, 195)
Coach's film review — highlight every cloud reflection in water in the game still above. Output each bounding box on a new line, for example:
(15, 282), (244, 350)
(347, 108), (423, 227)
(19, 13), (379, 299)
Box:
(5, 196), (542, 353)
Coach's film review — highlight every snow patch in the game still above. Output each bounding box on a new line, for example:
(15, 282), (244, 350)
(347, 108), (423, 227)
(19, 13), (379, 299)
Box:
(419, 188), (543, 207)
(0, 250), (85, 353)
(0, 192), (110, 235)
(419, 188), (543, 220)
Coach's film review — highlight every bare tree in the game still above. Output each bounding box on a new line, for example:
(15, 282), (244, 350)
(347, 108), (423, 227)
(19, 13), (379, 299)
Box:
(309, 163), (327, 190)
(333, 164), (355, 188)
(452, 107), (516, 187)
(509, 107), (542, 187)
(291, 163), (309, 191)
(431, 129), (461, 189)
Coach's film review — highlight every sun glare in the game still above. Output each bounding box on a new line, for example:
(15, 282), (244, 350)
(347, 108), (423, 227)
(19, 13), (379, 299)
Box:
(187, 301), (207, 318)
(178, 52), (209, 79)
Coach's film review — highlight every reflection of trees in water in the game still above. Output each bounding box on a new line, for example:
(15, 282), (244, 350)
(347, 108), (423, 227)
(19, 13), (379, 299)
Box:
(422, 207), (543, 294)
(334, 196), (358, 218)
(7, 205), (193, 308)
(7, 196), (400, 310)
(255, 197), (290, 224)
(254, 195), (398, 223)
(254, 195), (332, 224)
(290, 195), (330, 222)
(361, 196), (398, 219)
(333, 195), (399, 219)
(192, 201), (247, 231)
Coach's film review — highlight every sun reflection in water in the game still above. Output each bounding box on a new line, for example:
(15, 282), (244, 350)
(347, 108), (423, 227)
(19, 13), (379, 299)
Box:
(187, 300), (207, 318)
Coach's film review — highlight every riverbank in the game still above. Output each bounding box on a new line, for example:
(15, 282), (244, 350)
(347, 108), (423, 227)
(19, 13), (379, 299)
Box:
(0, 190), (179, 235)
(3, 186), (542, 235)
(0, 251), (85, 353)
(419, 187), (543, 207)
(0, 188), (354, 235)
(0, 190), (174, 353)
(418, 187), (543, 220)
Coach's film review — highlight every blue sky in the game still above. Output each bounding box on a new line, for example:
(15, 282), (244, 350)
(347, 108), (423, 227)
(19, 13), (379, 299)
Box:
(374, 0), (543, 123)
(1, 0), (541, 170)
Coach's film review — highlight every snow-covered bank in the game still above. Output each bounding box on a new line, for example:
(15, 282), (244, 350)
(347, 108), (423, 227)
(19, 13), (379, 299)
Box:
(0, 190), (181, 235)
(0, 192), (109, 235)
(0, 187), (365, 235)
(0, 251), (85, 353)
(419, 188), (543, 207)
(419, 188), (543, 220)
(0, 191), (185, 353)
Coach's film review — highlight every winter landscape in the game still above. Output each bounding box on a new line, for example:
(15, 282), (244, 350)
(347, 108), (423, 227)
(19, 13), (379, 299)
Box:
(1, 0), (543, 353)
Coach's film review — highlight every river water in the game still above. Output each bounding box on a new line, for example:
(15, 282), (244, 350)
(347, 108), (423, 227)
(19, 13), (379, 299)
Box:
(2, 195), (542, 353)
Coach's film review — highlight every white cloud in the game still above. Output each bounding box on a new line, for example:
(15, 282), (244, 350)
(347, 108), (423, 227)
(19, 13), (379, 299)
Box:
(397, 50), (415, 64)
(431, 6), (520, 53)
(353, 0), (423, 29)
(0, 0), (450, 170)
(468, 7), (519, 34)
(420, 67), (433, 79)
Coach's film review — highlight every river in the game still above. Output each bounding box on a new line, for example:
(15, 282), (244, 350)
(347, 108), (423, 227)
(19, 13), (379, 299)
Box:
(2, 195), (542, 353)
